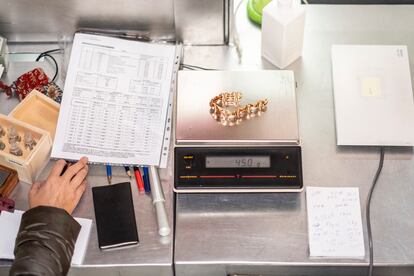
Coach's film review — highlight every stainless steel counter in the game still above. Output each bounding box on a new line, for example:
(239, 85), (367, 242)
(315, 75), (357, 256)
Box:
(174, 4), (414, 276)
(1, 3), (414, 276)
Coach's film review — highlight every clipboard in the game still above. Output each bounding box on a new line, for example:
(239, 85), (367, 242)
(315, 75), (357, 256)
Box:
(51, 31), (183, 168)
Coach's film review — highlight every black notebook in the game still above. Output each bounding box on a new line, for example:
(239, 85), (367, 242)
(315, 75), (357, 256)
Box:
(92, 182), (139, 250)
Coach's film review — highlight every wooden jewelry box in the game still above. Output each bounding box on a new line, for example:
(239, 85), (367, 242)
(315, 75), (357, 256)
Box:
(0, 90), (59, 184)
(0, 164), (18, 198)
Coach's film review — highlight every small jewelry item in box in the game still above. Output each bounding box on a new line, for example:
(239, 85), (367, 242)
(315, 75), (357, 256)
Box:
(24, 132), (37, 150)
(9, 141), (23, 156)
(0, 90), (60, 184)
(7, 126), (21, 144)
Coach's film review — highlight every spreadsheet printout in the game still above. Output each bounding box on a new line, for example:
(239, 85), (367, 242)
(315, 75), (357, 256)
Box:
(52, 33), (176, 166)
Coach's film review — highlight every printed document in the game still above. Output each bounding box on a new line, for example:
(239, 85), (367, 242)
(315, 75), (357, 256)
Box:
(306, 187), (365, 258)
(52, 33), (177, 166)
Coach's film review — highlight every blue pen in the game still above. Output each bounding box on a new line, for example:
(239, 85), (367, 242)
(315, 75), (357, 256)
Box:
(106, 165), (112, 184)
(142, 166), (151, 193)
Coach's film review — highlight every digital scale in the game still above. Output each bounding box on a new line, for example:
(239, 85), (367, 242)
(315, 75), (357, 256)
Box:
(174, 70), (303, 193)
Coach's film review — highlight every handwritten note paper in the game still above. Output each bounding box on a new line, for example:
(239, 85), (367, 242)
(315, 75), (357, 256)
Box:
(306, 187), (365, 258)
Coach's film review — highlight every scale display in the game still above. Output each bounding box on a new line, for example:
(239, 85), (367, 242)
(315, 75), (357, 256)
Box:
(206, 156), (271, 168)
(174, 146), (303, 192)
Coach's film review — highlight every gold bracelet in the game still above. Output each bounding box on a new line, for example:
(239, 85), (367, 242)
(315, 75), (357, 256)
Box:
(209, 92), (268, 126)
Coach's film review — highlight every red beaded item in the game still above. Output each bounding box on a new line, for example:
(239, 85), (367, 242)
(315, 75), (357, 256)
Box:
(0, 68), (49, 101)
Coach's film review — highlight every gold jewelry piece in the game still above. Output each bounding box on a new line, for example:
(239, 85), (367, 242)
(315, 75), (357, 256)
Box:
(7, 126), (21, 144)
(209, 92), (268, 126)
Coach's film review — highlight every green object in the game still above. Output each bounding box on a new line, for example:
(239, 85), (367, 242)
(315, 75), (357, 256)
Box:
(247, 0), (273, 26)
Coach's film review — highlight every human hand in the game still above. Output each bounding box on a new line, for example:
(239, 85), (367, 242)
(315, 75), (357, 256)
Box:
(29, 157), (89, 215)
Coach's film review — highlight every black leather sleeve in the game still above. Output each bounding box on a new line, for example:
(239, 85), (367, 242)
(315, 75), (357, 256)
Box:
(9, 206), (81, 276)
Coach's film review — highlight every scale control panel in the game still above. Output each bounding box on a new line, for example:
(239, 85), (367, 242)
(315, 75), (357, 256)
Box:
(174, 146), (303, 192)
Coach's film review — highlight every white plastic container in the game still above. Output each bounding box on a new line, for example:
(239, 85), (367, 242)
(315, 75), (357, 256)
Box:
(261, 0), (306, 69)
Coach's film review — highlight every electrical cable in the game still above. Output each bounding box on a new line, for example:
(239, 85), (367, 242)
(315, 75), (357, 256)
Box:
(233, 0), (245, 63)
(366, 147), (385, 276)
(181, 65), (195, 70)
(181, 64), (217, 71)
(36, 49), (62, 82)
(38, 48), (62, 56)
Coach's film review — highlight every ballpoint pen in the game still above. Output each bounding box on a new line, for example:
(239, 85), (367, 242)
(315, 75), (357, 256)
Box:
(142, 166), (151, 193)
(106, 164), (112, 184)
(124, 166), (131, 178)
(133, 167), (144, 193)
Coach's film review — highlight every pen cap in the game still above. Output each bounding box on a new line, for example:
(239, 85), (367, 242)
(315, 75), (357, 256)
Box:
(149, 166), (171, 236)
(155, 203), (171, 236)
(149, 166), (165, 201)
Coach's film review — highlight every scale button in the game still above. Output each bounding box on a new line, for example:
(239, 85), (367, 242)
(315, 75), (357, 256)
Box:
(183, 155), (194, 169)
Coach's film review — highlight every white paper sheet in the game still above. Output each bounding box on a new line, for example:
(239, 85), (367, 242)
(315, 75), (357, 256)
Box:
(0, 210), (23, 260)
(0, 210), (92, 265)
(306, 187), (365, 258)
(51, 33), (177, 166)
(331, 45), (414, 146)
(72, 217), (93, 265)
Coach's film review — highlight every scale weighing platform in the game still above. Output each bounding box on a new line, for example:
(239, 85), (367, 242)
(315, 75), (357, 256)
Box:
(174, 70), (303, 193)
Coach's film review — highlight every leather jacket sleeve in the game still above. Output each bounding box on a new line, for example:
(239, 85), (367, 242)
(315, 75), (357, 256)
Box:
(9, 206), (81, 276)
